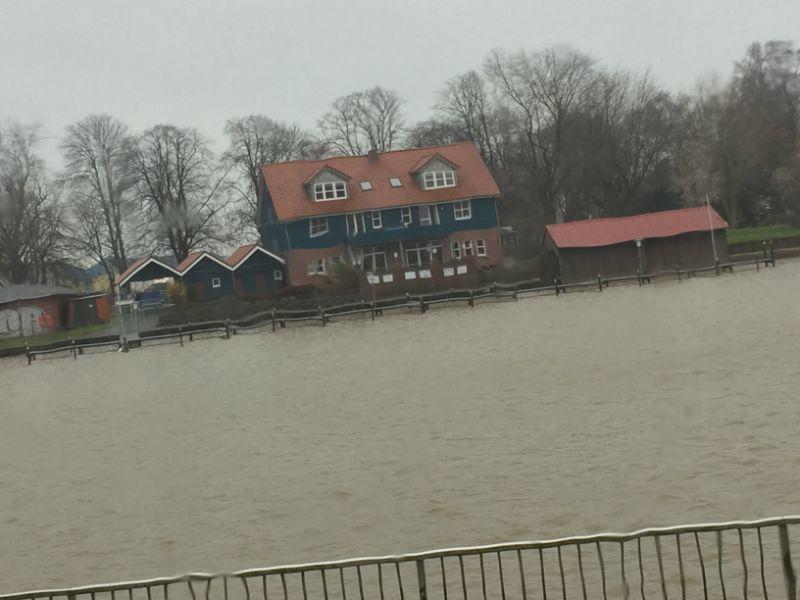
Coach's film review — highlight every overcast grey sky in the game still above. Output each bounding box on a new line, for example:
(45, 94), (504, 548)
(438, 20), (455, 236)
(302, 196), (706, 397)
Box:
(2, 0), (799, 168)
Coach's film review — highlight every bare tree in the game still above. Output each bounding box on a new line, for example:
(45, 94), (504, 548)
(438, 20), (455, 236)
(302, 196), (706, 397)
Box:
(318, 86), (406, 156)
(485, 46), (595, 223)
(436, 70), (513, 168)
(132, 125), (229, 263)
(0, 122), (66, 283)
(224, 115), (316, 231)
(61, 114), (139, 291)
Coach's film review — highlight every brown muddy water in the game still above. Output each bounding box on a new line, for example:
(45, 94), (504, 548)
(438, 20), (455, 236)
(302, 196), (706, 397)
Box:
(2, 261), (800, 592)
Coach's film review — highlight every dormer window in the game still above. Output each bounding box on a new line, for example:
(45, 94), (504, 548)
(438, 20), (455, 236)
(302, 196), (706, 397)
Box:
(423, 170), (456, 190)
(314, 181), (347, 201)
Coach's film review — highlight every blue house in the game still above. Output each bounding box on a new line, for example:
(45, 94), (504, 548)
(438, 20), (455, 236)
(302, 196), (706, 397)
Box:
(257, 142), (503, 287)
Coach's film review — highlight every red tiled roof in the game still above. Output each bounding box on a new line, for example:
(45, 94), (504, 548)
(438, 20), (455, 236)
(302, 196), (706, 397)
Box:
(226, 243), (286, 267)
(115, 256), (148, 285)
(261, 142), (500, 221)
(176, 251), (205, 273)
(115, 256), (182, 285)
(546, 206), (728, 249)
(226, 243), (259, 267)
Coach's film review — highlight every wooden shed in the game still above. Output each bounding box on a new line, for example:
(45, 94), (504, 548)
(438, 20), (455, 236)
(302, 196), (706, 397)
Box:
(543, 207), (728, 284)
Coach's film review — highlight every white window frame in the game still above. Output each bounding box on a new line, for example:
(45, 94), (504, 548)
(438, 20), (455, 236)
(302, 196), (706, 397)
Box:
(419, 205), (432, 226)
(423, 169), (456, 190)
(307, 258), (325, 275)
(400, 207), (412, 225)
(463, 240), (474, 257)
(309, 216), (329, 238)
(273, 270), (283, 281)
(451, 241), (461, 260)
(361, 247), (387, 272)
(211, 276), (222, 289)
(454, 200), (472, 220)
(371, 211), (382, 229)
(313, 181), (347, 201)
(476, 239), (487, 257)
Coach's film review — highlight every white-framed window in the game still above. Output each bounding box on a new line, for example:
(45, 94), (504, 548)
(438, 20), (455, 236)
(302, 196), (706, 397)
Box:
(419, 205), (432, 226)
(389, 177), (402, 188)
(476, 239), (487, 257)
(361, 247), (387, 271)
(273, 270), (283, 281)
(307, 258), (325, 275)
(211, 276), (222, 289)
(463, 240), (474, 257)
(309, 216), (328, 237)
(360, 181), (373, 191)
(314, 181), (347, 201)
(371, 211), (382, 229)
(451, 241), (461, 260)
(423, 170), (456, 190)
(400, 207), (412, 225)
(454, 200), (472, 220)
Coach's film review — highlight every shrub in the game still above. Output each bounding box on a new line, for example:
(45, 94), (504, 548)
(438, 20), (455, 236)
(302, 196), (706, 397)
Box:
(166, 281), (188, 307)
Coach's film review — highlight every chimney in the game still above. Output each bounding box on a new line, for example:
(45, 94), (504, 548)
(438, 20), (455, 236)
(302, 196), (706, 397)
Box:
(367, 148), (378, 163)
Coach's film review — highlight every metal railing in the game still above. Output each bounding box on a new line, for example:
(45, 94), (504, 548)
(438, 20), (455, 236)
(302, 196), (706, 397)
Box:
(3, 516), (797, 600)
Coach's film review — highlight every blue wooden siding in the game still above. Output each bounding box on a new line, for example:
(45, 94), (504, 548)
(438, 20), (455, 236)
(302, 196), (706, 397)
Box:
(234, 252), (286, 294)
(261, 196), (498, 250)
(181, 257), (234, 300)
(258, 176), (290, 252)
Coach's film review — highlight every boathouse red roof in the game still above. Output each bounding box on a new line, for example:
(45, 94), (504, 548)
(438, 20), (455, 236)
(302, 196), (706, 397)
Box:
(226, 243), (285, 267)
(545, 207), (728, 249)
(260, 142), (500, 222)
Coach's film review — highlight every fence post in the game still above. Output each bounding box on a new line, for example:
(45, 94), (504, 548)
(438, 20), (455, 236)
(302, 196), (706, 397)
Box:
(26, 344), (31, 365)
(715, 258), (720, 276)
(779, 524), (797, 600)
(72, 339), (77, 360)
(416, 559), (428, 600)
(225, 318), (231, 339)
(179, 325), (184, 346)
(371, 300), (376, 321)
(598, 275), (603, 292)
(271, 307), (276, 332)
(121, 336), (129, 352)
(762, 240), (768, 264)
(319, 306), (326, 326)
(419, 298), (426, 314)
(770, 241), (776, 266)
(188, 322), (194, 342)
(468, 290), (474, 307)
(555, 278), (561, 296)
(677, 268), (682, 282)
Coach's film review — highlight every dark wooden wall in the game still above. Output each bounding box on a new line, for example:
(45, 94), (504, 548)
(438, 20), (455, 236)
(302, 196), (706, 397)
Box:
(551, 231), (729, 283)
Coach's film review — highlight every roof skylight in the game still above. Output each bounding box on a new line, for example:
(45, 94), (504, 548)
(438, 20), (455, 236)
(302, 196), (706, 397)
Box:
(389, 177), (402, 188)
(360, 181), (373, 191)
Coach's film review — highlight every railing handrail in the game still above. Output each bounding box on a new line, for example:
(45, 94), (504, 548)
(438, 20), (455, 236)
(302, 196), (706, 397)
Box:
(5, 515), (798, 598)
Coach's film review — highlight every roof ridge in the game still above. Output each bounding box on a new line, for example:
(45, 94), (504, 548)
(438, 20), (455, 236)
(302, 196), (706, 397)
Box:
(262, 141), (474, 168)
(547, 206), (713, 229)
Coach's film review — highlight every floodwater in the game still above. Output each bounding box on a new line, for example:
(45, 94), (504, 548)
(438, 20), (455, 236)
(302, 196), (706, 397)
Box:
(2, 261), (800, 592)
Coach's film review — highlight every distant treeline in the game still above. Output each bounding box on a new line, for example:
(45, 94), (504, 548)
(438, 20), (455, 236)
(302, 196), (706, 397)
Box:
(1, 40), (799, 286)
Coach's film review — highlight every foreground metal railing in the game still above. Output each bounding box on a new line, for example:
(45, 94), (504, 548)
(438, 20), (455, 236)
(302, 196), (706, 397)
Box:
(3, 516), (798, 600)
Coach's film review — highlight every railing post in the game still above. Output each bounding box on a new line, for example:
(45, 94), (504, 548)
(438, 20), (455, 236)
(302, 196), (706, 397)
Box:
(598, 274), (602, 292)
(371, 300), (376, 321)
(72, 339), (77, 359)
(225, 318), (231, 339)
(417, 559), (428, 600)
(555, 278), (560, 296)
(319, 306), (326, 326)
(770, 240), (776, 266)
(25, 344), (31, 365)
(715, 258), (720, 276)
(779, 523), (797, 600)
(271, 307), (277, 332)
(179, 325), (184, 346)
(468, 290), (474, 307)
(188, 321), (193, 342)
(677, 268), (682, 282)
(419, 298), (426, 314)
